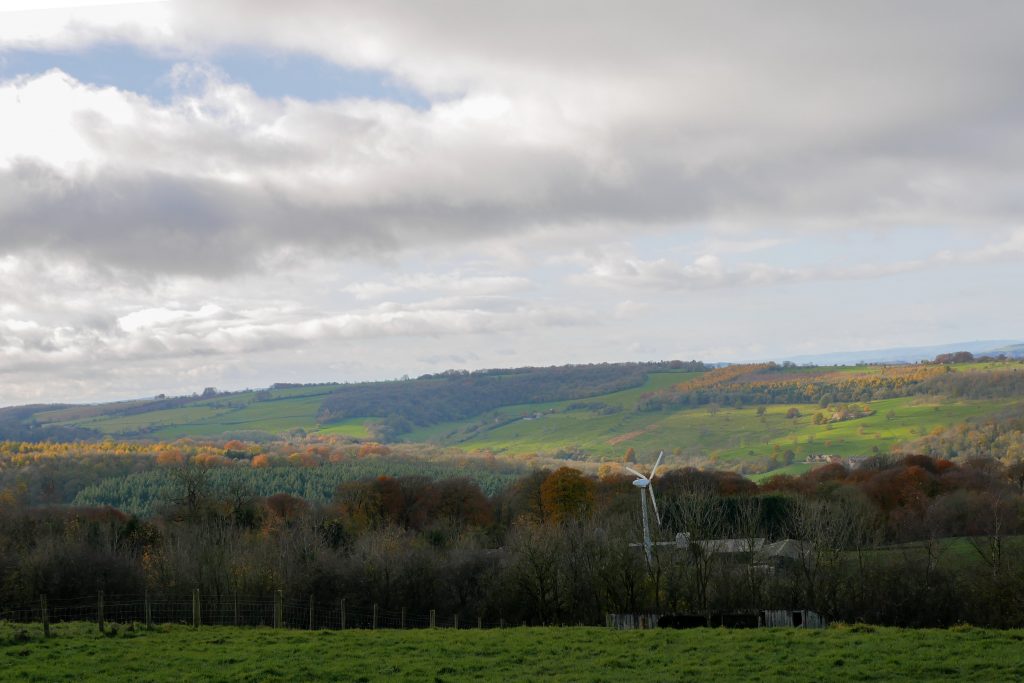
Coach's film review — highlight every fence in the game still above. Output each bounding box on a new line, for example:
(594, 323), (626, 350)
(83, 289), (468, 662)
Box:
(0, 591), (510, 635)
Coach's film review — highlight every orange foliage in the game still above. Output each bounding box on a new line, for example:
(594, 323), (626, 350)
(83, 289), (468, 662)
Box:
(540, 467), (595, 523)
(358, 442), (391, 457)
(155, 449), (185, 466)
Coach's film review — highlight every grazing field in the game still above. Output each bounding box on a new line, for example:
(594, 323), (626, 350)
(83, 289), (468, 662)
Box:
(2, 622), (1023, 682)
(14, 361), (1024, 468)
(34, 384), (372, 440)
(413, 378), (1018, 464)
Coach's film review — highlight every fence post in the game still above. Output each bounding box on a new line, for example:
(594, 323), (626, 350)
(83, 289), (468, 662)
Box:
(429, 609), (436, 629)
(309, 595), (315, 631)
(453, 614), (459, 630)
(41, 595), (50, 638)
(144, 590), (152, 630)
(274, 590), (283, 629)
(500, 618), (505, 629)
(233, 593), (238, 627)
(401, 607), (406, 630)
(340, 598), (346, 630)
(97, 590), (105, 633)
(372, 603), (378, 630)
(193, 589), (200, 628)
(477, 616), (482, 629)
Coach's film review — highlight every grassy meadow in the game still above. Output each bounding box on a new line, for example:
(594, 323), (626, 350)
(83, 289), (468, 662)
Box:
(22, 362), (1024, 470)
(408, 368), (1018, 464)
(2, 622), (1023, 682)
(35, 385), (374, 441)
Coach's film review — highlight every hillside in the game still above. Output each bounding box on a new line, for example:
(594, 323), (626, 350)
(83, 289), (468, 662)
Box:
(9, 361), (695, 442)
(778, 339), (1024, 365)
(3, 358), (1024, 475)
(401, 363), (1024, 471)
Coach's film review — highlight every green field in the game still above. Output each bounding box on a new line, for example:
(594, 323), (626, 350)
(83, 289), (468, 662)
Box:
(2, 622), (1022, 681)
(18, 364), (1024, 468)
(406, 369), (1018, 463)
(33, 385), (375, 440)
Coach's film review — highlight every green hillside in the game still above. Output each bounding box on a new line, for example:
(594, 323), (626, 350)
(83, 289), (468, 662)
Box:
(16, 362), (692, 442)
(33, 384), (367, 440)
(9, 359), (1024, 473)
(403, 371), (1018, 466)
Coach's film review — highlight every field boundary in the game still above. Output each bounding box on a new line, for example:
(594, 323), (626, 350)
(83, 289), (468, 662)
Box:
(1, 592), (511, 635)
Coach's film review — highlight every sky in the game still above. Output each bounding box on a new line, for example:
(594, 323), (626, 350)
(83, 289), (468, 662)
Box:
(2, 1), (1024, 406)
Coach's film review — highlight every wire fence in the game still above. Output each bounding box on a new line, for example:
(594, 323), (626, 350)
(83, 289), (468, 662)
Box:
(0, 592), (512, 634)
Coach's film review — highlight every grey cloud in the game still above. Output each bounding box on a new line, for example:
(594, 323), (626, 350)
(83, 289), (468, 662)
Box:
(572, 239), (1024, 292)
(5, 5), (1024, 274)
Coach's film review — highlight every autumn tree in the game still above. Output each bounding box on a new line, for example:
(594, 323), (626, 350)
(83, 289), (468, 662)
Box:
(540, 467), (595, 524)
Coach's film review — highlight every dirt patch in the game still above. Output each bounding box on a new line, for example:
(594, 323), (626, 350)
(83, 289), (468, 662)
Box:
(607, 424), (658, 446)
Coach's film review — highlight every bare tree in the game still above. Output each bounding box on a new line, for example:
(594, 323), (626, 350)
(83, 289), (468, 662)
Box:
(789, 498), (856, 617)
(674, 482), (726, 618)
(734, 496), (766, 611)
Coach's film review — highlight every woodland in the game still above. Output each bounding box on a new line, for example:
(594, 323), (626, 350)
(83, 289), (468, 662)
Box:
(3, 356), (1024, 629)
(2, 450), (1024, 628)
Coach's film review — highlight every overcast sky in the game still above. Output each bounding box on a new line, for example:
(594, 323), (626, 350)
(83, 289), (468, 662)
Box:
(2, 1), (1023, 406)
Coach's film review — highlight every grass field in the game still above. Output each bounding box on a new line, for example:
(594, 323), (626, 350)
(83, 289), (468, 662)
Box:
(410, 373), (1019, 463)
(33, 385), (376, 440)
(2, 622), (1022, 681)
(20, 364), (1024, 468)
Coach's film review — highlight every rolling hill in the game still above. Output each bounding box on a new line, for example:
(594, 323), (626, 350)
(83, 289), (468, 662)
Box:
(0, 357), (1022, 475)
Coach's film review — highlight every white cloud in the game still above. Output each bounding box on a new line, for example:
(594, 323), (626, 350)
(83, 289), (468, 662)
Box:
(4, 4), (1024, 278)
(0, 250), (595, 404)
(572, 231), (1024, 292)
(3, 3), (1024, 405)
(343, 272), (530, 300)
(0, 1), (172, 50)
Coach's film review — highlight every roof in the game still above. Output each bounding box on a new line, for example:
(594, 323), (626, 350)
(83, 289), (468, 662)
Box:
(756, 539), (811, 561)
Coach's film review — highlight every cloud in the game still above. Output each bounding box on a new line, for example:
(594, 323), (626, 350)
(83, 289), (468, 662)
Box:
(3, 3), (1024, 405)
(343, 272), (530, 300)
(0, 254), (591, 379)
(573, 231), (1024, 292)
(4, 4), (1024, 277)
(0, 250), (596, 404)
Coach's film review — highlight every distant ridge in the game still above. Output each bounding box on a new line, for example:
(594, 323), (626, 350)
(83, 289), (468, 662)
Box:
(772, 340), (1024, 366)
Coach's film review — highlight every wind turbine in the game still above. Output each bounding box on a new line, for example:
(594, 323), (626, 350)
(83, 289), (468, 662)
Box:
(624, 451), (664, 567)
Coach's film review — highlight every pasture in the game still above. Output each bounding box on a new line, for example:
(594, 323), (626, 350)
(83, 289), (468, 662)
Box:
(20, 363), (1024, 469)
(421, 388), (1017, 464)
(34, 384), (374, 440)
(2, 622), (1022, 681)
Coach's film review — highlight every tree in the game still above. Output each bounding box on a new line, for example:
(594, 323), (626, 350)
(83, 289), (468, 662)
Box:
(168, 460), (211, 517)
(623, 447), (636, 464)
(540, 468), (595, 524)
(673, 482), (726, 618)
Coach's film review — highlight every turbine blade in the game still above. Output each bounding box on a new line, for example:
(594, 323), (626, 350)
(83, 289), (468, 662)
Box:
(649, 484), (661, 526)
(623, 466), (645, 479)
(650, 451), (665, 479)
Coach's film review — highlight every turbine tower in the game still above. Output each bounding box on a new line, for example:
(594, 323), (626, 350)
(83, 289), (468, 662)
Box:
(624, 450), (664, 566)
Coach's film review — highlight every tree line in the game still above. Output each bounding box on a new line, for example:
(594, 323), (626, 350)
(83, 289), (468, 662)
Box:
(3, 453), (1024, 628)
(638, 362), (1024, 411)
(318, 362), (705, 438)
